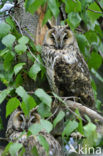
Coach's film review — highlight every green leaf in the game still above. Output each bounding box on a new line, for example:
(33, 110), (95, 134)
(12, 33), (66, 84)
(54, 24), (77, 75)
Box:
(87, 2), (102, 22)
(21, 96), (37, 116)
(85, 31), (100, 45)
(80, 0), (89, 13)
(28, 62), (41, 80)
(0, 70), (13, 85)
(48, 0), (59, 17)
(6, 17), (16, 30)
(0, 22), (11, 38)
(2, 142), (12, 156)
(4, 53), (14, 71)
(15, 44), (27, 55)
(14, 63), (26, 75)
(84, 122), (97, 147)
(86, 0), (93, 3)
(25, 0), (44, 14)
(68, 12), (81, 30)
(37, 135), (49, 153)
(29, 119), (53, 134)
(19, 147), (25, 156)
(65, 0), (81, 13)
(0, 88), (13, 104)
(75, 109), (84, 134)
(16, 86), (28, 98)
(0, 48), (9, 57)
(38, 103), (52, 118)
(14, 74), (23, 87)
(62, 120), (78, 137)
(91, 68), (103, 83)
(40, 119), (53, 133)
(42, 8), (52, 25)
(35, 88), (52, 107)
(6, 97), (21, 117)
(29, 123), (43, 135)
(53, 110), (65, 128)
(36, 45), (42, 52)
(25, 0), (34, 10)
(76, 33), (89, 54)
(16, 86), (37, 115)
(87, 51), (102, 70)
(84, 115), (91, 123)
(2, 34), (16, 48)
(18, 36), (29, 44)
(95, 24), (102, 38)
(9, 142), (23, 156)
(32, 146), (39, 156)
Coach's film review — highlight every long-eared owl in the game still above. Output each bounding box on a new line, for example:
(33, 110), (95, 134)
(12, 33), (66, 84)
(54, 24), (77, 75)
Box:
(6, 108), (62, 156)
(42, 25), (94, 106)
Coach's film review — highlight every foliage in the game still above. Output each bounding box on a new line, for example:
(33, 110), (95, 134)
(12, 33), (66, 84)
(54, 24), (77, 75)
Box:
(0, 0), (103, 155)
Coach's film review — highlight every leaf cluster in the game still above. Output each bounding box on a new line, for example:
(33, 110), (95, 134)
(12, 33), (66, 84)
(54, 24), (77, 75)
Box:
(0, 0), (103, 155)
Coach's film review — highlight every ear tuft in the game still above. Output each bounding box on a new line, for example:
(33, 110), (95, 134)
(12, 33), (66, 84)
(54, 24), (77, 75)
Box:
(65, 25), (70, 29)
(46, 20), (53, 29)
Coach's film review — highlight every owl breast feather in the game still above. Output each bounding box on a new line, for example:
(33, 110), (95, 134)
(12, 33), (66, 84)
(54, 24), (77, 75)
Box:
(42, 45), (94, 106)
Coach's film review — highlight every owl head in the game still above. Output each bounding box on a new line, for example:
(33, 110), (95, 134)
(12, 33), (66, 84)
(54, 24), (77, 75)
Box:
(43, 25), (74, 49)
(9, 107), (40, 132)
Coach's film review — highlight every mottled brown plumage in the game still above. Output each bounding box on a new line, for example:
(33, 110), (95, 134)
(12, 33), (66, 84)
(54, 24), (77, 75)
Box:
(42, 25), (94, 106)
(6, 108), (62, 156)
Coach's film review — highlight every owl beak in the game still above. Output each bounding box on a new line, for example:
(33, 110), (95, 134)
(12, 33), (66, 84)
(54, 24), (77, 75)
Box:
(55, 34), (64, 49)
(25, 124), (28, 131)
(60, 41), (64, 49)
(55, 41), (64, 49)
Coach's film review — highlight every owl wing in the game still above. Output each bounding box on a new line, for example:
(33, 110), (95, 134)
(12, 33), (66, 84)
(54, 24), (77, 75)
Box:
(54, 49), (94, 106)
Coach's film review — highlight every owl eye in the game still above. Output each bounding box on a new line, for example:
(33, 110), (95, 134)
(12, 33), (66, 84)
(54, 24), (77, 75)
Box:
(18, 114), (24, 122)
(31, 117), (36, 123)
(64, 34), (68, 40)
(50, 33), (54, 39)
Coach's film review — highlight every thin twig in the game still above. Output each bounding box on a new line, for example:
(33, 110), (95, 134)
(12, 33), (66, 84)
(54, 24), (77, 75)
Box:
(53, 96), (86, 122)
(64, 103), (86, 122)
(75, 28), (85, 33)
(27, 91), (35, 94)
(0, 137), (8, 142)
(94, 0), (103, 12)
(10, 14), (23, 35)
(28, 46), (45, 68)
(63, 96), (81, 102)
(47, 107), (59, 120)
(87, 8), (103, 14)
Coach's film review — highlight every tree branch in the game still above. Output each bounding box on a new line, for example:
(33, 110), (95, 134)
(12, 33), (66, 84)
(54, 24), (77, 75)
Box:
(65, 100), (103, 124)
(0, 137), (8, 142)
